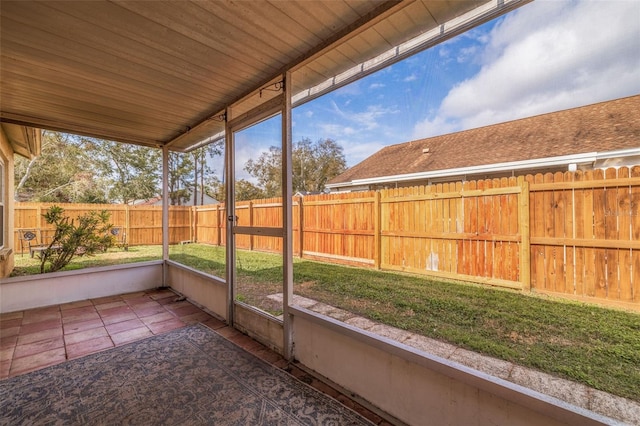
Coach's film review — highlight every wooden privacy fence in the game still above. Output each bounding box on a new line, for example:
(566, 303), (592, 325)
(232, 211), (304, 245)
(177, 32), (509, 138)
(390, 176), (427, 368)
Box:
(13, 166), (639, 308)
(14, 203), (192, 248)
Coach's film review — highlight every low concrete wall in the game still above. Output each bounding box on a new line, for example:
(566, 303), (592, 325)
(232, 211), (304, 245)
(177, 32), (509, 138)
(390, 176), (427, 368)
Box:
(234, 303), (284, 355)
(166, 261), (228, 320)
(291, 307), (612, 426)
(164, 261), (283, 354)
(0, 261), (163, 313)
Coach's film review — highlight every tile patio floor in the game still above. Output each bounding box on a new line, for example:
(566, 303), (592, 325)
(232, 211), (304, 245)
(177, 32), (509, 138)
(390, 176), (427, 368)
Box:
(0, 288), (391, 425)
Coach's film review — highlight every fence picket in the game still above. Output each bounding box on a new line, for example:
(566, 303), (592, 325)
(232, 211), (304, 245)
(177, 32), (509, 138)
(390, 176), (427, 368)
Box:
(593, 169), (607, 299)
(573, 171), (585, 296)
(605, 168), (620, 299)
(617, 167), (632, 301)
(582, 170), (597, 297)
(631, 166), (640, 302)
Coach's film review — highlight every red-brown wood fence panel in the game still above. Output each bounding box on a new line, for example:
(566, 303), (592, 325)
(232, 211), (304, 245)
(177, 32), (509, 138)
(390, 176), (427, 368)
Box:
(526, 166), (639, 304)
(301, 191), (377, 267)
(379, 177), (528, 290)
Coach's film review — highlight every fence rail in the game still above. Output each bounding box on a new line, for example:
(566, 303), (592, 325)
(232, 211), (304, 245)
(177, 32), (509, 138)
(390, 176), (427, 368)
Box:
(14, 165), (639, 309)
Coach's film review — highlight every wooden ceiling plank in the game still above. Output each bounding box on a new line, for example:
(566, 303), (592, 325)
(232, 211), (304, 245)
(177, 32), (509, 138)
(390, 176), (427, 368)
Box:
(0, 25), (232, 105)
(1, 89), (180, 137)
(0, 72), (192, 132)
(183, 2), (296, 68)
(113, 1), (286, 75)
(0, 39), (226, 112)
(195, 1), (315, 55)
(0, 58), (216, 124)
(2, 100), (166, 143)
(20, 2), (250, 91)
(38, 1), (262, 87)
(1, 111), (161, 148)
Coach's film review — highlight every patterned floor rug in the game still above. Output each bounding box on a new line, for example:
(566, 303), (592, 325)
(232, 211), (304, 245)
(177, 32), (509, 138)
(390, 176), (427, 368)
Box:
(0, 324), (372, 425)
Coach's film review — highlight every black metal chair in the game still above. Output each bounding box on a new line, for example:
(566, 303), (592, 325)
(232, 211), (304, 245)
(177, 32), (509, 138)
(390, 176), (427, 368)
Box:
(17, 228), (42, 257)
(110, 226), (128, 251)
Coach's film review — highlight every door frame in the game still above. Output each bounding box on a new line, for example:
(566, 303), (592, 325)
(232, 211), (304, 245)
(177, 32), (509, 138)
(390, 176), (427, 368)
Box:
(224, 73), (294, 359)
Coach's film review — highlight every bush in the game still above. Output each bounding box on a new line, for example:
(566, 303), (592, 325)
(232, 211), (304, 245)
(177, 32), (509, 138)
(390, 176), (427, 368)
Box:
(39, 206), (114, 273)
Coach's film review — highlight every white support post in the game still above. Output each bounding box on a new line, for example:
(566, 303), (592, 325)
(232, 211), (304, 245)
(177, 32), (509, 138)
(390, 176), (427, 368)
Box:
(162, 145), (169, 286)
(282, 71), (294, 360)
(224, 109), (235, 326)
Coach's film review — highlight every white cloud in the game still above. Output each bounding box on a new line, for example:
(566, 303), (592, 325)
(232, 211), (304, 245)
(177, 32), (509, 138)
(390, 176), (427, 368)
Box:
(457, 46), (478, 64)
(412, 0), (640, 139)
(369, 83), (386, 89)
(403, 74), (417, 82)
(342, 141), (386, 166)
(317, 123), (355, 138)
(330, 101), (399, 131)
(412, 115), (461, 140)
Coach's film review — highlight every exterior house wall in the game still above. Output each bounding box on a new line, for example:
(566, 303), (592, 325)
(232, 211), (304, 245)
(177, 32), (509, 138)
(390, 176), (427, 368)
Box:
(0, 127), (15, 278)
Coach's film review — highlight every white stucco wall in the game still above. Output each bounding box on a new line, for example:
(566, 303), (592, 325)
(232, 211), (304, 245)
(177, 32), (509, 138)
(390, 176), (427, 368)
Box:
(166, 260), (228, 320)
(0, 261), (162, 313)
(291, 307), (612, 426)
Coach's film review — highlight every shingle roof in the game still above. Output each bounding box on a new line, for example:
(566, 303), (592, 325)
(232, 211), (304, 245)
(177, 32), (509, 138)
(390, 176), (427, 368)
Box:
(329, 95), (640, 185)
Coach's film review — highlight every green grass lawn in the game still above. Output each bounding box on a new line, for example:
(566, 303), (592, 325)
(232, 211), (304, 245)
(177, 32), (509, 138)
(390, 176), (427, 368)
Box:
(12, 243), (640, 402)
(11, 245), (163, 276)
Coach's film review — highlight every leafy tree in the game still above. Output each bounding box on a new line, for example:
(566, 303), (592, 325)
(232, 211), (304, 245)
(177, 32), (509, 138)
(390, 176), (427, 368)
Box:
(206, 176), (265, 202)
(294, 138), (347, 192)
(15, 132), (161, 204)
(168, 152), (194, 205)
(192, 141), (223, 205)
(39, 206), (114, 273)
(235, 179), (266, 201)
(14, 131), (223, 206)
(244, 138), (347, 197)
(207, 176), (226, 202)
(244, 146), (282, 197)
(82, 138), (161, 204)
(14, 132), (106, 202)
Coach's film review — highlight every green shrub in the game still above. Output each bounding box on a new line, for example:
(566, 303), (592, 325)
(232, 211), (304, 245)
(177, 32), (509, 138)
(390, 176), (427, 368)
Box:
(39, 206), (114, 273)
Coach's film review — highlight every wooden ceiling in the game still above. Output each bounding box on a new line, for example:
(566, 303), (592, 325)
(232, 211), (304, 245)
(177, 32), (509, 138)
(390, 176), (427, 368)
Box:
(1, 0), (518, 152)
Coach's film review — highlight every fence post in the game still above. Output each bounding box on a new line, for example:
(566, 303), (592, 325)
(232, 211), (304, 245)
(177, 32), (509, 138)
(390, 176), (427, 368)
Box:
(249, 201), (254, 251)
(374, 190), (381, 269)
(125, 204), (130, 247)
(518, 176), (531, 291)
(191, 205), (196, 243)
(298, 195), (304, 258)
(216, 204), (222, 246)
(37, 204), (42, 237)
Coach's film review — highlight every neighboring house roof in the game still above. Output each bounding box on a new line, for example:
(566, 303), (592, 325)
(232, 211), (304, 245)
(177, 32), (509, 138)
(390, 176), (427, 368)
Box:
(328, 95), (640, 189)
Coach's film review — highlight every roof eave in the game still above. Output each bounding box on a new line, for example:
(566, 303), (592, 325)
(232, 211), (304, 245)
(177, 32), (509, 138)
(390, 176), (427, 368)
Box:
(327, 149), (640, 189)
(1, 123), (42, 159)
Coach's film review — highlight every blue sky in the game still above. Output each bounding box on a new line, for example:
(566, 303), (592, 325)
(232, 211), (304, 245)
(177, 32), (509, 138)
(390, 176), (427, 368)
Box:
(232, 0), (640, 180)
